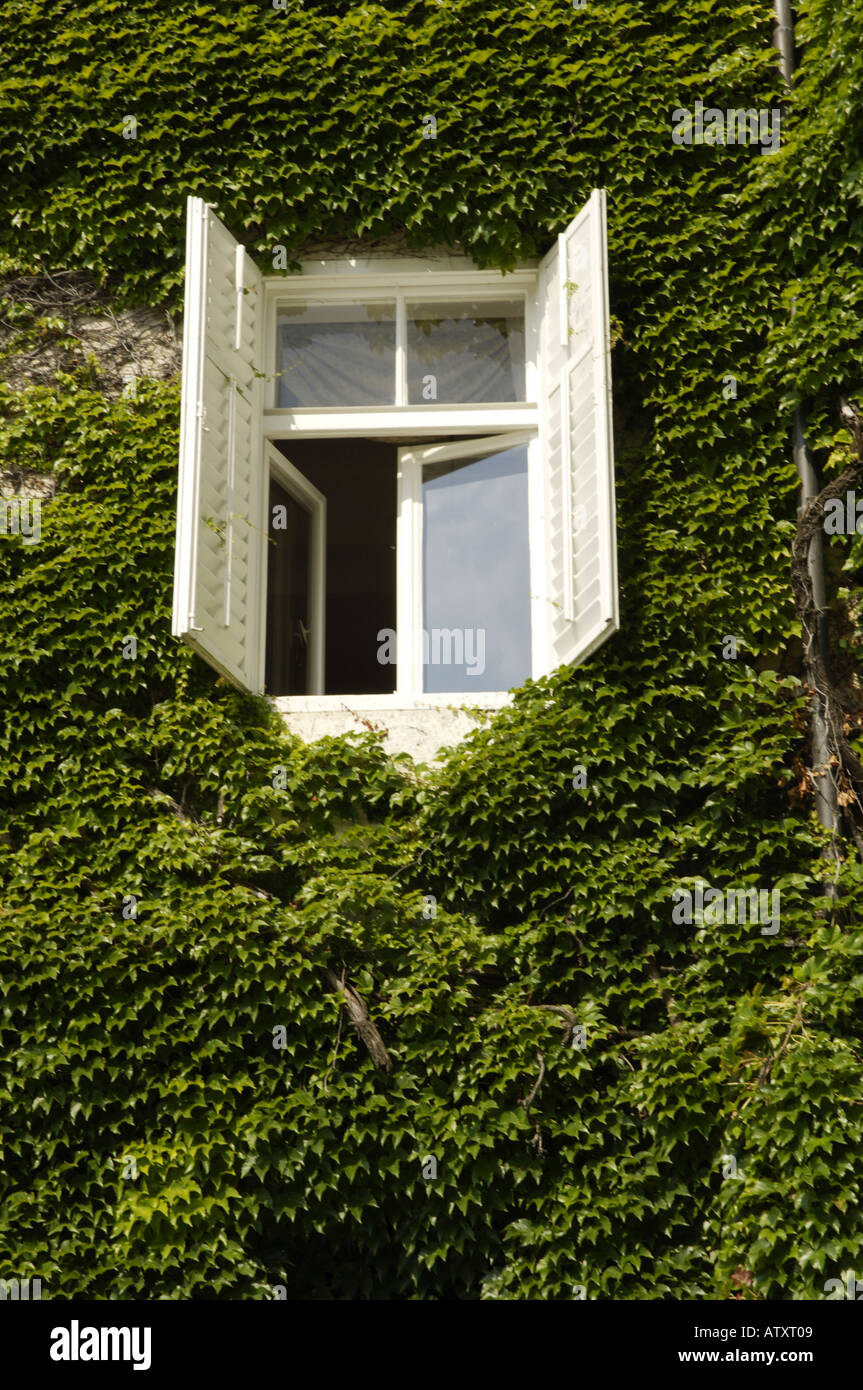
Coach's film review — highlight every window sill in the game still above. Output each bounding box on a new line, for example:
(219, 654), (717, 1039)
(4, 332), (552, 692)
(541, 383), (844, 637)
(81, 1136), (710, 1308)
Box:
(269, 691), (513, 713)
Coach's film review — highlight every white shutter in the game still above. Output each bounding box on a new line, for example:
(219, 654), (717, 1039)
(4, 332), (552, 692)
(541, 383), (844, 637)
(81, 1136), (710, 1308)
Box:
(537, 188), (618, 670)
(172, 196), (265, 692)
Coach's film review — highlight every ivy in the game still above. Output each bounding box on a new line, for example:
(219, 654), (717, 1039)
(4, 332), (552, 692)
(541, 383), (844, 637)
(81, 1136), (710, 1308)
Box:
(0, 0), (861, 1300)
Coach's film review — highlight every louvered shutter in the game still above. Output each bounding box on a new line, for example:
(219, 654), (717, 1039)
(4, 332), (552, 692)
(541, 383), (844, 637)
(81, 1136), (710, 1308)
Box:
(172, 196), (265, 692)
(537, 188), (618, 670)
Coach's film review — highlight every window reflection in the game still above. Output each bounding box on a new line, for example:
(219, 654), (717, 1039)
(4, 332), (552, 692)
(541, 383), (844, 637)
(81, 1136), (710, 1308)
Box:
(422, 444), (531, 692)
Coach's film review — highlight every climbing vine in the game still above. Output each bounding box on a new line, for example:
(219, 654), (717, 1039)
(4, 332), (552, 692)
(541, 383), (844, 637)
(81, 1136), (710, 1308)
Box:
(0, 0), (862, 1300)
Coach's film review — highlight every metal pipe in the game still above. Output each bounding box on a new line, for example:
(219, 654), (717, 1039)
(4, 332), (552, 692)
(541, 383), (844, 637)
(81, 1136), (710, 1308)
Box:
(773, 2), (838, 837)
(773, 0), (795, 81)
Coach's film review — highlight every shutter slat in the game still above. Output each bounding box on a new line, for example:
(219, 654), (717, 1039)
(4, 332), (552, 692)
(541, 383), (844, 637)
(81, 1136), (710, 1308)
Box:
(172, 196), (265, 692)
(538, 189), (618, 671)
(198, 540), (251, 598)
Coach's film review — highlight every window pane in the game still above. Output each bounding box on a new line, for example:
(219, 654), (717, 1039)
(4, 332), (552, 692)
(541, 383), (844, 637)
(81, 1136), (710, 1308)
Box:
(276, 303), (396, 407)
(407, 299), (525, 404)
(265, 478), (311, 696)
(422, 444), (531, 692)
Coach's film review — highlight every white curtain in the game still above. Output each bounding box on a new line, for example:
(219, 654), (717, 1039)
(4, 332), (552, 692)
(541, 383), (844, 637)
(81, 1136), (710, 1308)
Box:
(277, 316), (395, 407)
(407, 310), (525, 403)
(276, 306), (526, 406)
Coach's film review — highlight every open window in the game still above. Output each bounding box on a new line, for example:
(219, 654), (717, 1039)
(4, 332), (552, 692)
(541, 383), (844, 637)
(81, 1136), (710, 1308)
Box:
(264, 443), (325, 696)
(172, 192), (618, 706)
(266, 438), (397, 698)
(396, 433), (533, 695)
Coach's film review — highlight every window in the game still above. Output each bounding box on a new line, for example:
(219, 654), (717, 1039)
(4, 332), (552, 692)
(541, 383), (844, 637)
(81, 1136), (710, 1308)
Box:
(398, 434), (533, 693)
(266, 438), (397, 697)
(405, 299), (525, 404)
(172, 192), (618, 706)
(275, 302), (396, 407)
(264, 446), (325, 695)
(274, 294), (526, 408)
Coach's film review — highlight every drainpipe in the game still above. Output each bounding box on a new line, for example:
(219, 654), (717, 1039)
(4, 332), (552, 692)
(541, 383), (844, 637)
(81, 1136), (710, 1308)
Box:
(772, 2), (838, 841)
(772, 0), (794, 77)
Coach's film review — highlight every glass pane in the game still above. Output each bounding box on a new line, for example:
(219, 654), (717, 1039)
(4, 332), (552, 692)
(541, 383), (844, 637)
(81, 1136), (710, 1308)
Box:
(276, 303), (396, 407)
(407, 299), (525, 404)
(422, 444), (531, 692)
(265, 478), (311, 696)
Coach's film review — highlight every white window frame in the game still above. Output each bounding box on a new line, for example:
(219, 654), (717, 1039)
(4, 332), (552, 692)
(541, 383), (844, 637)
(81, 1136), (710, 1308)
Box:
(261, 258), (542, 712)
